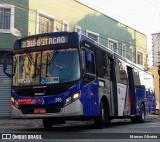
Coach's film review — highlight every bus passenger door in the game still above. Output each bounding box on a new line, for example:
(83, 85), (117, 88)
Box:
(127, 66), (136, 115)
(82, 48), (99, 116)
(108, 57), (118, 116)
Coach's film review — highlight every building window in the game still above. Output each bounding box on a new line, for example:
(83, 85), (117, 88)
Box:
(62, 20), (69, 31)
(75, 25), (81, 33)
(108, 38), (118, 52)
(36, 10), (56, 34)
(126, 46), (135, 62)
(122, 43), (126, 58)
(129, 46), (135, 62)
(0, 4), (15, 33)
(118, 43), (122, 56)
(137, 51), (143, 65)
(86, 30), (99, 42)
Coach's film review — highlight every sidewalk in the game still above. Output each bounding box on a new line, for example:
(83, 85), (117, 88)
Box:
(146, 114), (160, 120)
(0, 118), (42, 128)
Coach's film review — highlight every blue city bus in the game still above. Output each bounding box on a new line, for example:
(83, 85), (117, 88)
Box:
(3, 32), (155, 129)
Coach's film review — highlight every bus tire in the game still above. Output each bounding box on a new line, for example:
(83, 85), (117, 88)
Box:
(43, 118), (53, 129)
(131, 104), (145, 123)
(103, 101), (110, 126)
(139, 104), (145, 123)
(94, 101), (104, 129)
(131, 117), (136, 123)
(94, 101), (110, 129)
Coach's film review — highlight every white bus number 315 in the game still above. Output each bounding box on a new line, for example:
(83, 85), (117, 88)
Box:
(55, 98), (62, 103)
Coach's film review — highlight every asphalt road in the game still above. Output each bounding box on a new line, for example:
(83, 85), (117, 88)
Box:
(0, 115), (160, 142)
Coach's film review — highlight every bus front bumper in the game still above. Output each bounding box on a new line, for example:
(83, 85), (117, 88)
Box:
(11, 99), (83, 118)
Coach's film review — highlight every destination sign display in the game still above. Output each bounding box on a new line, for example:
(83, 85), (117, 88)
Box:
(21, 36), (68, 48)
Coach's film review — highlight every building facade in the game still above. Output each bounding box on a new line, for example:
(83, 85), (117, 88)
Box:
(152, 33), (160, 67)
(148, 67), (159, 111)
(0, 0), (28, 117)
(150, 33), (160, 111)
(0, 0), (147, 117)
(28, 0), (147, 68)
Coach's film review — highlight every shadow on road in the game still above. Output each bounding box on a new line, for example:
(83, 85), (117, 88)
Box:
(10, 119), (153, 132)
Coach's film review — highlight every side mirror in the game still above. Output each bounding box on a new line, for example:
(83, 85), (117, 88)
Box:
(3, 52), (14, 78)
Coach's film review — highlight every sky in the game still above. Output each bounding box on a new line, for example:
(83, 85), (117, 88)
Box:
(78, 0), (160, 66)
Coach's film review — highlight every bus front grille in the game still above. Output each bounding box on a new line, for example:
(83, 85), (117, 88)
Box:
(15, 88), (68, 96)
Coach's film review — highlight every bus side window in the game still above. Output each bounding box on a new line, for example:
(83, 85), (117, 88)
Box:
(116, 59), (128, 85)
(95, 47), (109, 79)
(104, 53), (109, 78)
(85, 50), (95, 74)
(133, 68), (141, 87)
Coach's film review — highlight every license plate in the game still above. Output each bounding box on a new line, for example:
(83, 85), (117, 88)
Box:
(34, 108), (46, 114)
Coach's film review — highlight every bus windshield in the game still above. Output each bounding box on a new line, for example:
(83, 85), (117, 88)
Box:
(13, 48), (80, 86)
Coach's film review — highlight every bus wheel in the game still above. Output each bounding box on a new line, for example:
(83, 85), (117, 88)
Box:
(131, 117), (136, 123)
(43, 118), (53, 129)
(94, 101), (104, 129)
(131, 104), (145, 123)
(104, 103), (110, 126)
(139, 104), (145, 123)
(94, 101), (109, 129)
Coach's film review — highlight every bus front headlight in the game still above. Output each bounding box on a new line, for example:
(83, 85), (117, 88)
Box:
(64, 92), (80, 106)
